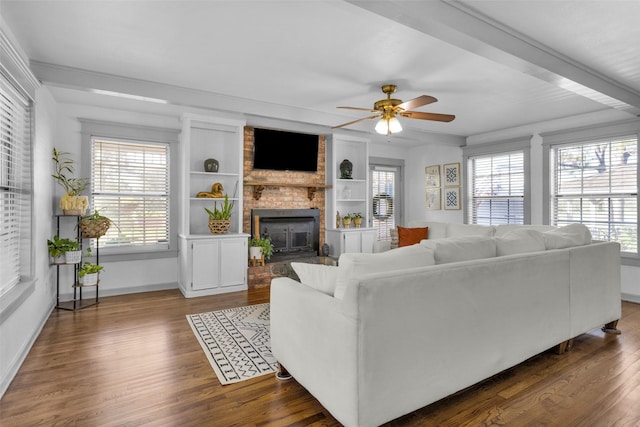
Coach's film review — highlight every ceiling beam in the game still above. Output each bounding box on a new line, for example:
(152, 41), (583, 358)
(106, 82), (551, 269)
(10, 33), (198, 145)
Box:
(347, 0), (640, 116)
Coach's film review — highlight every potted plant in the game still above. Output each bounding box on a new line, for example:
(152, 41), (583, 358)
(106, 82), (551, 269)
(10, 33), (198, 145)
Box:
(248, 236), (274, 262)
(47, 235), (77, 264)
(352, 212), (363, 228)
(78, 248), (103, 286)
(342, 214), (352, 228)
(205, 194), (234, 234)
(63, 239), (82, 264)
(79, 210), (114, 238)
(52, 148), (89, 215)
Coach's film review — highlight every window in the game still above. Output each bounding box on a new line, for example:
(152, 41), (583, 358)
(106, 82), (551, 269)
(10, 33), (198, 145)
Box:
(91, 138), (170, 251)
(370, 160), (402, 240)
(466, 150), (525, 225)
(0, 77), (32, 297)
(550, 136), (637, 254)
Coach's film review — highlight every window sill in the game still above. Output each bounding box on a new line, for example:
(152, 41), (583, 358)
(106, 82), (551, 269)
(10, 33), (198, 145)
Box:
(0, 279), (36, 325)
(622, 254), (640, 267)
(92, 249), (178, 263)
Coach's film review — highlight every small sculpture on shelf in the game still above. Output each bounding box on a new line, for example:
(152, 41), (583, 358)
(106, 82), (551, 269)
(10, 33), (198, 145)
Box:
(196, 182), (224, 198)
(340, 159), (353, 179)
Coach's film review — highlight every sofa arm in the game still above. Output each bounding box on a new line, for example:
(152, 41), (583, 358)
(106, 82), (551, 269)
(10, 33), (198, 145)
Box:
(372, 240), (391, 252)
(270, 277), (359, 426)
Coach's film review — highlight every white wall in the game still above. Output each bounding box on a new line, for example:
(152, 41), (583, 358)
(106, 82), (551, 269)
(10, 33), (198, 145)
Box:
(1, 86), (57, 397)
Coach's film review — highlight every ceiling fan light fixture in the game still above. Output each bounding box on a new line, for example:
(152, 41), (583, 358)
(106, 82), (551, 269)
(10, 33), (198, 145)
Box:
(375, 116), (402, 135)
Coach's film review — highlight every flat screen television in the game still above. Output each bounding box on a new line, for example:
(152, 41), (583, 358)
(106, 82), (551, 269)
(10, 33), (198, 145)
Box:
(253, 128), (319, 172)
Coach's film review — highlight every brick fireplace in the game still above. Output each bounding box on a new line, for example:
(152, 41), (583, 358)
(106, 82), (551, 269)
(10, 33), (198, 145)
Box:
(243, 127), (327, 288)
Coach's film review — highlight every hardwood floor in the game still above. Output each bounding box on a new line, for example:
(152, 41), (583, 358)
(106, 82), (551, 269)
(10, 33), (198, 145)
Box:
(1, 289), (639, 426)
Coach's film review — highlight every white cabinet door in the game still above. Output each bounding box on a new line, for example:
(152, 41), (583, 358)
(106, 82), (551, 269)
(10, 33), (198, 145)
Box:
(360, 229), (377, 253)
(343, 232), (361, 254)
(191, 239), (220, 290)
(220, 238), (246, 287)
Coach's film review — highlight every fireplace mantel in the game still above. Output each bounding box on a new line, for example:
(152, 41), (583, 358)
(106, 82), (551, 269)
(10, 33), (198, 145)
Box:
(244, 180), (332, 201)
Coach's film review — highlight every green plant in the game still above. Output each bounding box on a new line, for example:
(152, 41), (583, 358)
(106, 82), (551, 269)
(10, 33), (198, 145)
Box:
(51, 148), (88, 196)
(343, 214), (353, 220)
(79, 210), (120, 236)
(249, 236), (274, 260)
(47, 236), (78, 258)
(78, 247), (104, 277)
(205, 194), (234, 220)
(352, 212), (363, 219)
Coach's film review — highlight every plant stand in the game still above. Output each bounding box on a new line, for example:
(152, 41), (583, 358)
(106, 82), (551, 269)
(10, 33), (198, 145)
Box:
(55, 215), (100, 311)
(249, 254), (265, 267)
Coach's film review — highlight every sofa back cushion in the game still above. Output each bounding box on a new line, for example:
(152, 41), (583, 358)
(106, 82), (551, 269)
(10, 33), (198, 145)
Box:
(495, 228), (546, 256)
(334, 244), (435, 299)
(494, 224), (556, 237)
(290, 262), (339, 296)
(420, 235), (497, 264)
(446, 223), (495, 238)
(543, 223), (592, 249)
(407, 221), (447, 239)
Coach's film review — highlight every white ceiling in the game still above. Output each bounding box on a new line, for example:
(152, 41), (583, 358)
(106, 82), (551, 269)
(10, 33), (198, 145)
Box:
(2, 0), (639, 143)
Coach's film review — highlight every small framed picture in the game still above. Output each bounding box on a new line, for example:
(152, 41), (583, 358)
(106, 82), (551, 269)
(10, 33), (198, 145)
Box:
(426, 188), (441, 210)
(443, 163), (461, 187)
(444, 187), (461, 210)
(425, 165), (440, 188)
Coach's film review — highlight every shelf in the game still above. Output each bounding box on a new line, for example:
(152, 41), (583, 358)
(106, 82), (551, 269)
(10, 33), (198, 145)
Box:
(190, 171), (239, 177)
(337, 199), (366, 202)
(189, 197), (241, 202)
(56, 299), (98, 311)
(244, 180), (332, 201)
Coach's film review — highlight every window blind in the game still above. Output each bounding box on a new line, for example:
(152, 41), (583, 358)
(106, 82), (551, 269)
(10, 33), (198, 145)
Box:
(468, 151), (524, 225)
(551, 137), (637, 254)
(0, 78), (31, 296)
(91, 138), (170, 249)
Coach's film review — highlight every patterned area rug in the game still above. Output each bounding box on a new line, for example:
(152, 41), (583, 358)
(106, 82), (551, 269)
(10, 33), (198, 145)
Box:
(186, 303), (277, 385)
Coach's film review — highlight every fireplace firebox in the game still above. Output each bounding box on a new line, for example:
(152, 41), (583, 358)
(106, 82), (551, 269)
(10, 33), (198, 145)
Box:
(251, 208), (320, 262)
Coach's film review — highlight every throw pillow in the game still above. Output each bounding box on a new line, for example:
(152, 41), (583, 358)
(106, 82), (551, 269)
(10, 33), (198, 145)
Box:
(390, 227), (399, 249)
(397, 226), (429, 247)
(495, 228), (546, 256)
(290, 262), (339, 296)
(333, 244), (435, 300)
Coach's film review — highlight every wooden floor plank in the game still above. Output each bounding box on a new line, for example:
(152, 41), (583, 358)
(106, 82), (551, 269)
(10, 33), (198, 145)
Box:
(1, 289), (639, 426)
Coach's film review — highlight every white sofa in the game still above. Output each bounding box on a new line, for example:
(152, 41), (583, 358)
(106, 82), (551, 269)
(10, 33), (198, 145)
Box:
(270, 223), (622, 427)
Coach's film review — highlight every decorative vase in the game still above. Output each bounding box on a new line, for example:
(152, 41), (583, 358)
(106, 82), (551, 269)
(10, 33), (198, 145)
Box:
(208, 218), (231, 234)
(204, 158), (219, 173)
(79, 273), (99, 286)
(65, 250), (82, 264)
(353, 217), (362, 228)
(342, 217), (352, 228)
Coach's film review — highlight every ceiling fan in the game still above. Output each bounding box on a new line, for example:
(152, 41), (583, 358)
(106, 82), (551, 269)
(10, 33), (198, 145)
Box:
(332, 84), (455, 135)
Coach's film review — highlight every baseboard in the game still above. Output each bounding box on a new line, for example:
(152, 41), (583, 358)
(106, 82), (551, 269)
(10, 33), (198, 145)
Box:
(58, 282), (178, 301)
(0, 301), (54, 399)
(622, 293), (640, 304)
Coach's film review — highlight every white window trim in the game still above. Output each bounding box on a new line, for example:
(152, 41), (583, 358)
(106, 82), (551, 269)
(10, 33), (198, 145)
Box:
(0, 27), (40, 322)
(542, 119), (640, 266)
(80, 119), (179, 262)
(462, 137), (531, 225)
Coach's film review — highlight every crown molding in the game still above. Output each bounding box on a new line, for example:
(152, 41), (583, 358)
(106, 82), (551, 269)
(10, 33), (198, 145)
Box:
(0, 28), (40, 100)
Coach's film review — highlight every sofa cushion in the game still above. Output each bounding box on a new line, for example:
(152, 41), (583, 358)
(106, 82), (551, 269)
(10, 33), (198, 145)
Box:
(407, 221), (447, 239)
(494, 224), (556, 237)
(495, 228), (546, 256)
(543, 224), (592, 249)
(397, 226), (429, 247)
(333, 244), (435, 299)
(290, 262), (339, 296)
(446, 223), (495, 238)
(420, 235), (497, 264)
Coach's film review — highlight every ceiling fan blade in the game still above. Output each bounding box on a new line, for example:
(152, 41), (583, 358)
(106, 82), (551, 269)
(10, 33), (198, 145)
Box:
(337, 106), (379, 113)
(400, 111), (455, 122)
(397, 95), (438, 111)
(332, 114), (380, 129)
